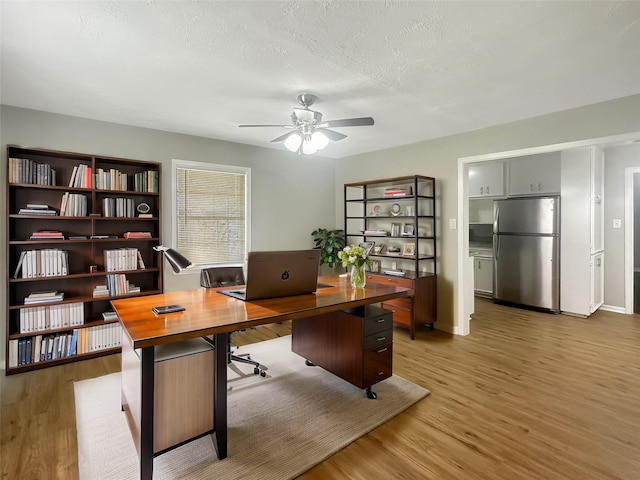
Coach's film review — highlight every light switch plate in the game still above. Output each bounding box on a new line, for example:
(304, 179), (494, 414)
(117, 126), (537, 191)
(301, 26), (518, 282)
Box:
(449, 219), (457, 229)
(613, 219), (622, 229)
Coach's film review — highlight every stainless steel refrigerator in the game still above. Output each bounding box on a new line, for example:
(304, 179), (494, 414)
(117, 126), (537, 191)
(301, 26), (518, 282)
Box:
(493, 196), (560, 312)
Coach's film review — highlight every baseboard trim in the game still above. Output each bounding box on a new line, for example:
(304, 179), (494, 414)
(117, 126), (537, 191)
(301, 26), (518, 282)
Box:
(600, 304), (627, 314)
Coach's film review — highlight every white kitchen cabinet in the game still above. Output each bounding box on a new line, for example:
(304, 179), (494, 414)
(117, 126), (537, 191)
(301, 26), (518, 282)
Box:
(468, 162), (504, 198)
(508, 152), (561, 196)
(473, 255), (493, 297)
(560, 146), (605, 316)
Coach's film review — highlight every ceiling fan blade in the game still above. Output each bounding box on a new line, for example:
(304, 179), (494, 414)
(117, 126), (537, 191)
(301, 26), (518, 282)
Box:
(317, 128), (347, 141)
(321, 117), (375, 128)
(239, 124), (294, 128)
(270, 131), (298, 143)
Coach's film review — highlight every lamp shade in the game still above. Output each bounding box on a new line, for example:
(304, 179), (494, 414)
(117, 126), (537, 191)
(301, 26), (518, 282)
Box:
(153, 246), (192, 273)
(284, 133), (302, 152)
(311, 131), (329, 150)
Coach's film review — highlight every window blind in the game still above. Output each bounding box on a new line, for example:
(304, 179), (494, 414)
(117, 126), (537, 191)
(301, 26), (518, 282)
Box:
(176, 167), (246, 265)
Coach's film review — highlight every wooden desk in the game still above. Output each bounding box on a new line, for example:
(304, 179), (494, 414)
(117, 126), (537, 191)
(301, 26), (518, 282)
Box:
(111, 274), (412, 480)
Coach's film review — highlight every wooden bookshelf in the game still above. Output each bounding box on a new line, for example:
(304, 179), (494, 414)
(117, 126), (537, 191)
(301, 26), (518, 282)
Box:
(5, 145), (162, 374)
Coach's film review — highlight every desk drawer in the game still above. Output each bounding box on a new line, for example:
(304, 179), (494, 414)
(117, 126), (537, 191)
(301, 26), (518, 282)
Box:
(381, 302), (411, 327)
(363, 311), (393, 336)
(363, 328), (393, 350)
(366, 273), (414, 289)
(363, 343), (393, 386)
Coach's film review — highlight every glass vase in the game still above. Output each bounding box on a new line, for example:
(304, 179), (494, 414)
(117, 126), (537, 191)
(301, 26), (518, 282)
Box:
(350, 264), (366, 288)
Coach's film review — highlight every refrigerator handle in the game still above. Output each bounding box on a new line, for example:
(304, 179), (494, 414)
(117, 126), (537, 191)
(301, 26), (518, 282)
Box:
(493, 204), (499, 259)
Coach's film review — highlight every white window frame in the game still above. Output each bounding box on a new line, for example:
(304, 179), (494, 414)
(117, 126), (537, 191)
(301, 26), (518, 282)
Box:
(172, 159), (251, 270)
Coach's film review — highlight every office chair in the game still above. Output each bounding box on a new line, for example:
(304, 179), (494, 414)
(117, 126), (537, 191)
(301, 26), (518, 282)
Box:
(200, 266), (266, 377)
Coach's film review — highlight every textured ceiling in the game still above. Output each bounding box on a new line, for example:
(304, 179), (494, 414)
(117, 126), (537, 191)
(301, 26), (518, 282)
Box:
(1, 1), (639, 158)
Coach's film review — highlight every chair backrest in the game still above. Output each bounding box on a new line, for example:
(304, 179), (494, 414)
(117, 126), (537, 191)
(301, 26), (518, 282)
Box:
(200, 266), (245, 288)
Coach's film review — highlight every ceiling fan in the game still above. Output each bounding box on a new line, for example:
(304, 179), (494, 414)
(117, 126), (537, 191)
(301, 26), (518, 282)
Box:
(239, 93), (374, 155)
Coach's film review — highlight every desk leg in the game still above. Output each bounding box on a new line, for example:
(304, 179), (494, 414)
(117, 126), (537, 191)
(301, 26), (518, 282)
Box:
(140, 346), (155, 480)
(212, 333), (228, 459)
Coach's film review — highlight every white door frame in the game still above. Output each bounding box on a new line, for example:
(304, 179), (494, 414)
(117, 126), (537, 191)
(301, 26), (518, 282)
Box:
(624, 167), (640, 314)
(456, 131), (640, 335)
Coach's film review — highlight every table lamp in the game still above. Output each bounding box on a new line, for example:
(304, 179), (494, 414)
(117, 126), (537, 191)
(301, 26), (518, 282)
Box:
(153, 245), (192, 273)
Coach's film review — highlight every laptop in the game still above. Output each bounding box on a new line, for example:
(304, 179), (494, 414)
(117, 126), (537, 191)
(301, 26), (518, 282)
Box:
(219, 249), (321, 301)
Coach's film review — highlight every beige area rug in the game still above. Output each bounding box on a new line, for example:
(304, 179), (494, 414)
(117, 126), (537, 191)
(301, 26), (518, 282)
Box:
(75, 335), (429, 479)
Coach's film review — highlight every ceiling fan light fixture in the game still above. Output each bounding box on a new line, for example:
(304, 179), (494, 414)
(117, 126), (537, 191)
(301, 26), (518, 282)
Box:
(284, 133), (302, 152)
(302, 139), (318, 155)
(310, 131), (329, 150)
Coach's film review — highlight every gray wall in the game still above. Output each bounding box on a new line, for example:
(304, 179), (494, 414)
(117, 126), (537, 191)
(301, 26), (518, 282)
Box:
(1, 93), (640, 364)
(0, 106), (337, 363)
(334, 94), (640, 332)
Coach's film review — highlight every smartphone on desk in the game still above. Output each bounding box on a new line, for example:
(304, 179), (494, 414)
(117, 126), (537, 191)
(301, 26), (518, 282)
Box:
(152, 304), (185, 315)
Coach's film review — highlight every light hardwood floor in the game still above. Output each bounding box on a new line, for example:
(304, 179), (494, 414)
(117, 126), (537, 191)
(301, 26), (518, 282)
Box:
(2, 299), (639, 479)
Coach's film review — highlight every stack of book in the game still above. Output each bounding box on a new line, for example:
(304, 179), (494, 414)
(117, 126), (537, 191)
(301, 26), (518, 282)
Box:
(93, 285), (109, 298)
(102, 311), (118, 321)
(383, 269), (406, 277)
(383, 188), (407, 197)
(19, 301), (84, 333)
(18, 204), (57, 216)
(94, 167), (128, 191)
(363, 229), (389, 236)
(102, 197), (135, 217)
(30, 230), (64, 240)
(9, 158), (57, 186)
(60, 192), (88, 216)
(24, 290), (64, 304)
(68, 164), (93, 188)
(133, 170), (159, 193)
(123, 231), (152, 239)
(105, 274), (140, 296)
(14, 249), (69, 278)
(104, 248), (144, 271)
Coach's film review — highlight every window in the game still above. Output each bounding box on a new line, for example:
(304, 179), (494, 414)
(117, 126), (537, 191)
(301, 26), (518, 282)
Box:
(173, 160), (250, 267)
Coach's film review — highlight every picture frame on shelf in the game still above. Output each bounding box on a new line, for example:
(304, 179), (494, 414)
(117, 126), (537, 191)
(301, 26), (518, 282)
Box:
(373, 243), (385, 254)
(402, 243), (416, 256)
(401, 223), (415, 236)
(368, 203), (383, 216)
(358, 241), (375, 255)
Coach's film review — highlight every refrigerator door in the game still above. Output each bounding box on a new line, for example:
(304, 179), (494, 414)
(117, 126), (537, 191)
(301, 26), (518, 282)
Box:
(493, 234), (560, 311)
(494, 196), (559, 235)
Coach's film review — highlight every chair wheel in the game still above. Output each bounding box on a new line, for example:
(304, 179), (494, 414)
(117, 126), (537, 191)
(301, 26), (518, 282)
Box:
(260, 370), (266, 377)
(253, 367), (260, 375)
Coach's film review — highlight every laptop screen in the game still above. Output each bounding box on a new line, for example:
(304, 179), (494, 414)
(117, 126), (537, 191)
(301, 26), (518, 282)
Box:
(219, 249), (321, 301)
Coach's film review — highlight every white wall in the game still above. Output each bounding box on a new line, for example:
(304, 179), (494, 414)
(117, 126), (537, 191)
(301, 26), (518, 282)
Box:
(603, 143), (640, 307)
(0, 106), (337, 363)
(334, 94), (640, 333)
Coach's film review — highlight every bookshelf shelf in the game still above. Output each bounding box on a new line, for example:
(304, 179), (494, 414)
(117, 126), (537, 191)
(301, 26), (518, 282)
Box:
(5, 144), (163, 374)
(344, 175), (437, 339)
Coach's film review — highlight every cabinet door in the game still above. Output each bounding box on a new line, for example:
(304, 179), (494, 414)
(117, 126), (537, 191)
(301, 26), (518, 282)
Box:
(483, 162), (504, 197)
(508, 153), (561, 196)
(474, 257), (493, 295)
(590, 252), (604, 313)
(468, 162), (503, 197)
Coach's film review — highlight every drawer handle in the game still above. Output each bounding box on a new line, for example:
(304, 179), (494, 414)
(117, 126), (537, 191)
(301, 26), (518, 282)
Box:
(377, 347), (388, 353)
(376, 336), (387, 342)
(377, 371), (385, 376)
(376, 319), (386, 323)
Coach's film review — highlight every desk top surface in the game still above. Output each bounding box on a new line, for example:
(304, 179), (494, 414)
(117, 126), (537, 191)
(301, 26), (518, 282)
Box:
(111, 274), (412, 349)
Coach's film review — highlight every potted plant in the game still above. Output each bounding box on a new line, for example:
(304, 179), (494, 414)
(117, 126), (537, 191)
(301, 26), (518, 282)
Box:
(311, 227), (346, 273)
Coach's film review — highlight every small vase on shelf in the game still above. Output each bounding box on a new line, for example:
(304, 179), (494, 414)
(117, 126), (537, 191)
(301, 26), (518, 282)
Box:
(350, 264), (366, 288)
